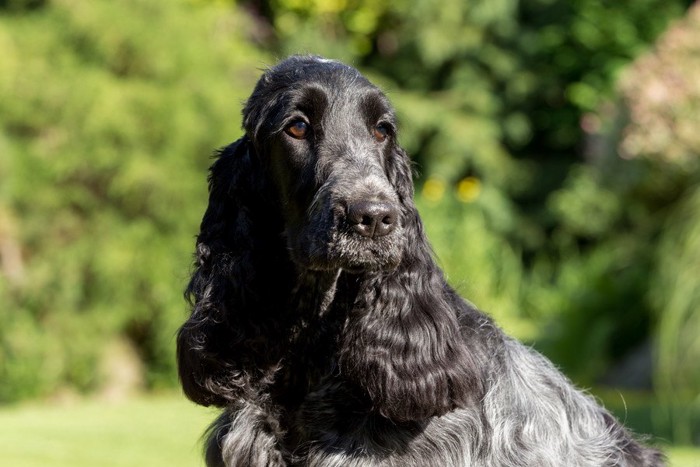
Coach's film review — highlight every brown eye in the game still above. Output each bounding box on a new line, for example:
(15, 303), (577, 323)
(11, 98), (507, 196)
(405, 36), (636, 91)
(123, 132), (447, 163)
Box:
(285, 120), (309, 139)
(373, 124), (389, 142)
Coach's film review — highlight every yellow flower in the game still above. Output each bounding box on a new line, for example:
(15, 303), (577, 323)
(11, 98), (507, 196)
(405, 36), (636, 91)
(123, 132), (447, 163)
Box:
(422, 177), (446, 202)
(456, 176), (481, 203)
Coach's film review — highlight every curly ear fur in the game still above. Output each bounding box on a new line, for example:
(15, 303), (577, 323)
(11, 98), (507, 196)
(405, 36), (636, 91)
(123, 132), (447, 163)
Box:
(338, 145), (484, 422)
(177, 136), (293, 407)
(385, 145), (415, 206)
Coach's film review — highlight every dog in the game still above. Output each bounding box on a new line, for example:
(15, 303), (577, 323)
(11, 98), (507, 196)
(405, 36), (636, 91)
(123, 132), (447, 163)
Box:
(177, 55), (664, 466)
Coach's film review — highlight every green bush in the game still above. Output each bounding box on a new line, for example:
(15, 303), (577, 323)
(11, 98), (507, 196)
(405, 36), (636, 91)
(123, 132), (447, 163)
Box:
(617, 5), (700, 443)
(0, 0), (266, 401)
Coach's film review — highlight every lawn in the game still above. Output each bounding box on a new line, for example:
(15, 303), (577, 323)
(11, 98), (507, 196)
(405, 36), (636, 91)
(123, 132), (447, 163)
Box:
(0, 394), (697, 466)
(0, 394), (215, 467)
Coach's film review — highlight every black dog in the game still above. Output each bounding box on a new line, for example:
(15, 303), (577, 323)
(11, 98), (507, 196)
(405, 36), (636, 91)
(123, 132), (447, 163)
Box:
(177, 56), (664, 466)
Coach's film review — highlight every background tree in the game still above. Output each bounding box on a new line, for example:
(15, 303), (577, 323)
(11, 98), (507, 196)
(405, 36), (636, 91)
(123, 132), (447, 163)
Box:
(0, 0), (267, 399)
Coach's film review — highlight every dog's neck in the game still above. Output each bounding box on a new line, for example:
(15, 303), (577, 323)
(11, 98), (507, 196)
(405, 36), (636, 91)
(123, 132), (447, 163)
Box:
(272, 268), (347, 410)
(288, 268), (342, 320)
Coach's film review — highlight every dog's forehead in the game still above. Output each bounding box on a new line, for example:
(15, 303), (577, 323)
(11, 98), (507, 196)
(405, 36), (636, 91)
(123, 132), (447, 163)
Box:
(262, 56), (377, 97)
(306, 56), (339, 65)
(266, 56), (360, 77)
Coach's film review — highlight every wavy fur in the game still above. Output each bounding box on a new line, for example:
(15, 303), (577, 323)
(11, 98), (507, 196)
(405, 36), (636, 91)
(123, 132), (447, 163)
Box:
(177, 56), (664, 466)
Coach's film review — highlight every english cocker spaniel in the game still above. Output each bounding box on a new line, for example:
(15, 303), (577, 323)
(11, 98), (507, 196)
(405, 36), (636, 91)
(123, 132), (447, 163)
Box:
(177, 55), (664, 467)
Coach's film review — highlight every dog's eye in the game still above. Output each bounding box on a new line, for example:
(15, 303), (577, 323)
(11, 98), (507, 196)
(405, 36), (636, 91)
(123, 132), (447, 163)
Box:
(285, 120), (309, 139)
(373, 124), (389, 143)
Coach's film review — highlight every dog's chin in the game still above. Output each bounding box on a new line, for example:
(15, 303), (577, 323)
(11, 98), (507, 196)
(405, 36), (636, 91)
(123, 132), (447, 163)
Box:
(338, 256), (401, 274)
(290, 232), (405, 274)
(297, 250), (402, 274)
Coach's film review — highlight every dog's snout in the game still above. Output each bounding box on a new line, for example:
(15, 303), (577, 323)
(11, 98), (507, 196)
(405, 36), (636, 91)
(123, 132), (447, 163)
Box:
(347, 200), (398, 238)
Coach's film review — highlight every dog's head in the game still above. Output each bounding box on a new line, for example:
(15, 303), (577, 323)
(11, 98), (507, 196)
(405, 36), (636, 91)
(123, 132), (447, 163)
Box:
(242, 56), (412, 273)
(179, 56), (481, 419)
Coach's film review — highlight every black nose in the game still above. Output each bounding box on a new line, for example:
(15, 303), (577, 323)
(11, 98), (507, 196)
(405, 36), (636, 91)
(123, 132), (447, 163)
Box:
(347, 200), (398, 238)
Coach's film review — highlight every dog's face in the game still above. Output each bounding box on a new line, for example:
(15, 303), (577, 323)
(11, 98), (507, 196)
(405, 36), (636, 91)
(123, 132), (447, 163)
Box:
(243, 57), (409, 272)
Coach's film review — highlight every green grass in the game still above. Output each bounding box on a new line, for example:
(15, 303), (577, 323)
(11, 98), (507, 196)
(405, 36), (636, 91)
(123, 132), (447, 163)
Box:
(0, 394), (215, 467)
(0, 394), (698, 466)
(670, 447), (700, 467)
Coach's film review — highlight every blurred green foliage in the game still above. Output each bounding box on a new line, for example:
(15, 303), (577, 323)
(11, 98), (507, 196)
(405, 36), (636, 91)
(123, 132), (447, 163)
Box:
(616, 5), (700, 443)
(1, 0), (699, 445)
(0, 0), (266, 400)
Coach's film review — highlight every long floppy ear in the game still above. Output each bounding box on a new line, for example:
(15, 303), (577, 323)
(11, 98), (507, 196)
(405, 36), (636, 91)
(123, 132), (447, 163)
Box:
(385, 145), (415, 206)
(339, 144), (483, 422)
(177, 136), (292, 407)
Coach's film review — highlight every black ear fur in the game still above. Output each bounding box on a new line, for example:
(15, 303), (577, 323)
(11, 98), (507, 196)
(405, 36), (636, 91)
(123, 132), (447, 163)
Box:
(177, 136), (293, 407)
(385, 145), (415, 205)
(338, 144), (483, 422)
